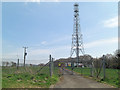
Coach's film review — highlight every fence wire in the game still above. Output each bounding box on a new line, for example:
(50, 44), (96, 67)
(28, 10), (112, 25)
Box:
(2, 57), (60, 77)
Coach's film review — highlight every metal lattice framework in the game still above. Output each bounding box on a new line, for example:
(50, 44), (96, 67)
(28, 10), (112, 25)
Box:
(70, 3), (85, 67)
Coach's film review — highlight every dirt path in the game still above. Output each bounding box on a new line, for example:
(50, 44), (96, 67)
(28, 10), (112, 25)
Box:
(53, 69), (115, 88)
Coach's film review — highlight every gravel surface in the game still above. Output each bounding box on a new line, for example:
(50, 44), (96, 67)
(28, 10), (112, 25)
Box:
(53, 69), (115, 88)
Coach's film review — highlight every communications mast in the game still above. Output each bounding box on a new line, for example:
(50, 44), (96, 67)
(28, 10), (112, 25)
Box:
(70, 3), (85, 67)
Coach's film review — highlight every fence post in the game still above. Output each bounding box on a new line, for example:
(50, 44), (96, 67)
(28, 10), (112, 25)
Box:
(90, 58), (93, 77)
(118, 54), (120, 88)
(52, 58), (54, 75)
(49, 55), (52, 77)
(49, 55), (51, 77)
(71, 61), (74, 75)
(53, 58), (55, 72)
(17, 59), (19, 69)
(103, 55), (106, 80)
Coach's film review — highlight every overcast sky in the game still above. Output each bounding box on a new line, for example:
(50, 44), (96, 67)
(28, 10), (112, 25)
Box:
(2, 2), (118, 64)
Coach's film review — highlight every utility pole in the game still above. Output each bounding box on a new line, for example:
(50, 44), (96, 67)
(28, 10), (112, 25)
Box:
(70, 3), (85, 67)
(23, 47), (28, 67)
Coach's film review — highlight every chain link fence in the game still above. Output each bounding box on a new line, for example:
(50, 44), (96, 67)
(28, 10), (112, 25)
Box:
(2, 55), (61, 88)
(2, 55), (59, 77)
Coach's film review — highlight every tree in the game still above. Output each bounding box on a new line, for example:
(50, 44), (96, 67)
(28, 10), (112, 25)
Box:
(114, 49), (120, 57)
(114, 49), (120, 69)
(11, 62), (16, 67)
(6, 62), (9, 67)
(93, 58), (102, 78)
(105, 54), (113, 68)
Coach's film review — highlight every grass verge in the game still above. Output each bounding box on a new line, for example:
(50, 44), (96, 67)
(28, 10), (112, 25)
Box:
(2, 66), (60, 88)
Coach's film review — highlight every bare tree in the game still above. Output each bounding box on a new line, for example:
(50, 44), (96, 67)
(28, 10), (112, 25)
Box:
(6, 62), (9, 67)
(11, 62), (16, 67)
(93, 58), (102, 78)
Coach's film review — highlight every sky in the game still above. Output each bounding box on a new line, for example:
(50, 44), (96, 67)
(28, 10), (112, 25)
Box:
(2, 2), (118, 64)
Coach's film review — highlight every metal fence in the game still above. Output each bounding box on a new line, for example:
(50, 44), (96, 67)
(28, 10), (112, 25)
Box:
(2, 54), (59, 77)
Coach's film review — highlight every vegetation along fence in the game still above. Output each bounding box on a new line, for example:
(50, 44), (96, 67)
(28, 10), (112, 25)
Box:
(64, 54), (119, 87)
(2, 55), (60, 88)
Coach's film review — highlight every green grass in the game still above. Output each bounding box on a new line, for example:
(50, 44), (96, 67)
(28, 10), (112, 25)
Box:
(101, 69), (119, 87)
(66, 67), (91, 76)
(2, 66), (59, 88)
(66, 67), (119, 87)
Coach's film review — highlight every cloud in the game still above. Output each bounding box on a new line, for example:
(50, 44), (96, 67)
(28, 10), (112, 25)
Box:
(26, 0), (41, 2)
(84, 37), (118, 48)
(24, 0), (41, 4)
(2, 0), (119, 2)
(50, 36), (70, 44)
(103, 16), (118, 28)
(53, 0), (59, 2)
(29, 49), (51, 55)
(26, 0), (60, 2)
(44, 35), (71, 45)
(41, 41), (47, 45)
(2, 48), (51, 64)
(25, 0), (59, 3)
(2, 36), (118, 63)
(33, 35), (71, 46)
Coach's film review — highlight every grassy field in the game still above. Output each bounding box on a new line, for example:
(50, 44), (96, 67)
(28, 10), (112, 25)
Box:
(66, 67), (119, 87)
(2, 66), (60, 88)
